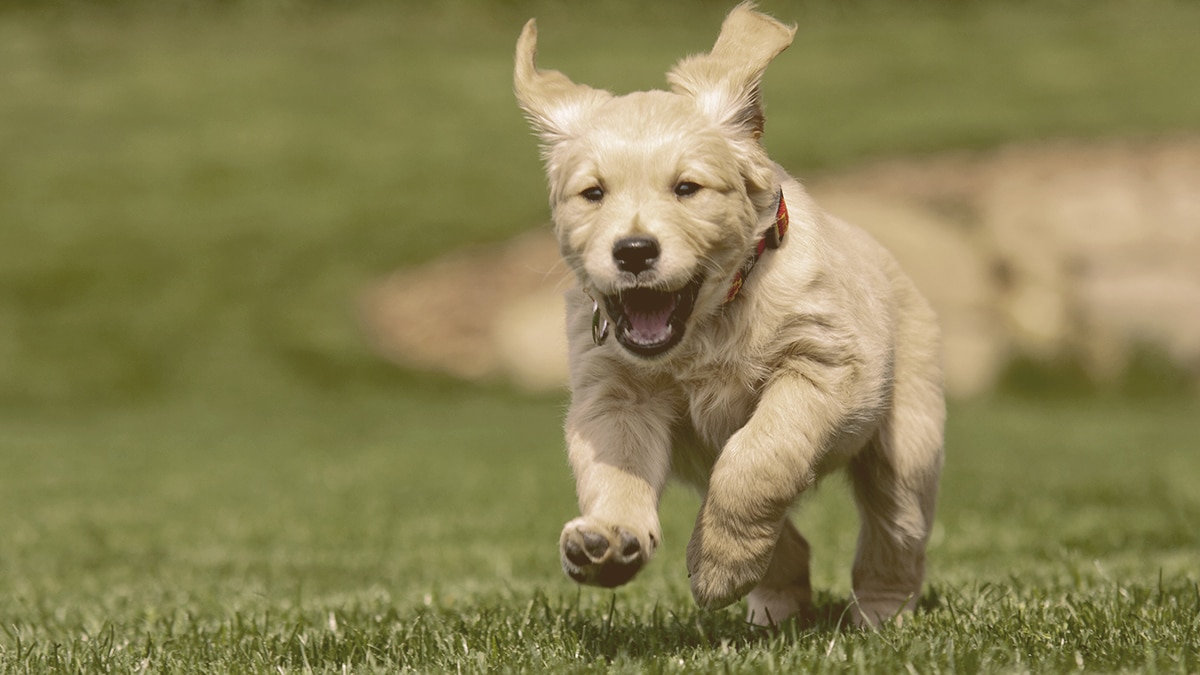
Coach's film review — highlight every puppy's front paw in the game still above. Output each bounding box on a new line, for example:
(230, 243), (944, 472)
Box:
(560, 518), (656, 588)
(686, 508), (778, 610)
(686, 536), (765, 610)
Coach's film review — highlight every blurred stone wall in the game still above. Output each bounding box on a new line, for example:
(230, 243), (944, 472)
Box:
(361, 137), (1200, 397)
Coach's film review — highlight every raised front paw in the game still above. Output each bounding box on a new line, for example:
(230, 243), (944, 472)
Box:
(560, 517), (656, 588)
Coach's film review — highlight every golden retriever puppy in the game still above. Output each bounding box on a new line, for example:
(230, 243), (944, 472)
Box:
(514, 2), (944, 627)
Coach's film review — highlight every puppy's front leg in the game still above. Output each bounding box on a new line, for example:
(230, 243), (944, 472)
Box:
(687, 373), (847, 610)
(560, 375), (677, 588)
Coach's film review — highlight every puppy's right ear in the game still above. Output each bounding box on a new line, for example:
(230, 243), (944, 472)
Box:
(514, 19), (610, 145)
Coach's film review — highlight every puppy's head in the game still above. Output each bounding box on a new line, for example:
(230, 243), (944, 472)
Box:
(515, 3), (795, 359)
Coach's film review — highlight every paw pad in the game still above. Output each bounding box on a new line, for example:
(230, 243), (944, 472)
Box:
(563, 538), (590, 567)
(582, 531), (610, 559)
(560, 521), (651, 589)
(619, 531), (640, 556)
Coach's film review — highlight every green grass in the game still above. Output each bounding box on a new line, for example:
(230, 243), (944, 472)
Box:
(2, 389), (1198, 672)
(2, 0), (1199, 672)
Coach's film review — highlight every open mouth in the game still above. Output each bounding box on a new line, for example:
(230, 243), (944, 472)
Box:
(603, 276), (703, 357)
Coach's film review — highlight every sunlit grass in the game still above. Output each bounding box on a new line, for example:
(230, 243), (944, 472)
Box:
(1, 389), (1197, 672)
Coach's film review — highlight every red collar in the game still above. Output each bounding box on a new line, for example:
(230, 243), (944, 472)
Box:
(723, 190), (789, 304)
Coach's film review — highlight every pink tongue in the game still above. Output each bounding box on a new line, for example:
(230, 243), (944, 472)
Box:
(626, 297), (675, 345)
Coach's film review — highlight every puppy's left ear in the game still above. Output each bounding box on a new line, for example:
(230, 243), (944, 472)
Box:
(667, 2), (795, 141)
(514, 19), (611, 146)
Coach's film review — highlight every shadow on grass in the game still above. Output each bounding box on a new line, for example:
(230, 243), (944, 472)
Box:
(559, 591), (879, 662)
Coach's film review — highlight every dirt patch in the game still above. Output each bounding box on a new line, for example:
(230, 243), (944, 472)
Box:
(361, 136), (1200, 396)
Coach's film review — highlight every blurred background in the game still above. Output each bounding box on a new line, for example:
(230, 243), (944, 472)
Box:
(2, 0), (1198, 411)
(2, 0), (1200, 408)
(1, 0), (1199, 639)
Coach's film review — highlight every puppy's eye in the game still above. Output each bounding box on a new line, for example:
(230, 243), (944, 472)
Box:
(674, 181), (702, 198)
(581, 186), (605, 203)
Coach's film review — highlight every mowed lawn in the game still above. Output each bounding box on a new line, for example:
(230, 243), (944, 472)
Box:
(1, 1), (1199, 672)
(2, 390), (1198, 672)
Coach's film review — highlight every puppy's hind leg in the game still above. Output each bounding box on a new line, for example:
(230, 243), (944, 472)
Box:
(746, 520), (813, 626)
(847, 378), (944, 627)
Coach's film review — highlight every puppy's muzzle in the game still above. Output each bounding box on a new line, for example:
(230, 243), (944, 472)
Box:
(589, 235), (702, 358)
(612, 236), (659, 276)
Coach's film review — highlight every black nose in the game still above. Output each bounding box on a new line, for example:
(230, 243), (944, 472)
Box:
(612, 236), (660, 275)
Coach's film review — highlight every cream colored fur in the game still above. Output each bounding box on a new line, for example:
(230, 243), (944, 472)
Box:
(514, 2), (944, 627)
